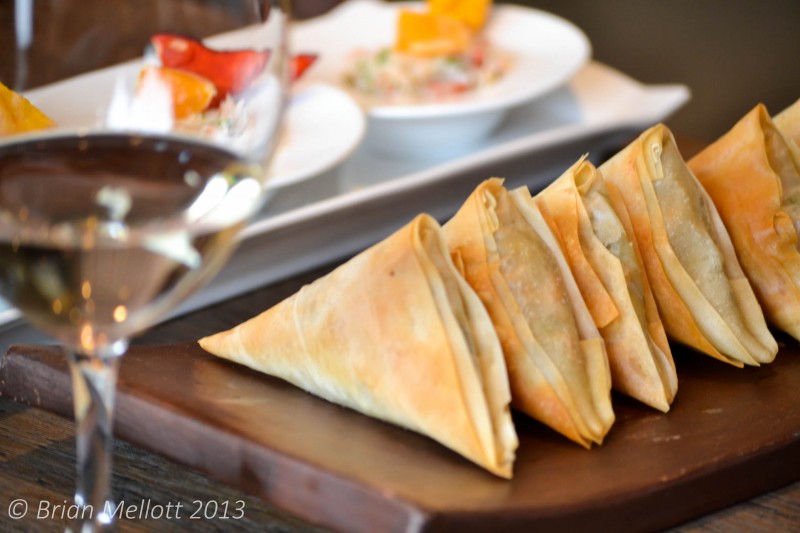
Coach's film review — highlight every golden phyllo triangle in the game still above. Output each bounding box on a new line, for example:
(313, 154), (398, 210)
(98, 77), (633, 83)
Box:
(0, 82), (55, 136)
(199, 214), (518, 478)
(444, 178), (614, 448)
(689, 104), (800, 340)
(536, 157), (677, 412)
(599, 124), (777, 367)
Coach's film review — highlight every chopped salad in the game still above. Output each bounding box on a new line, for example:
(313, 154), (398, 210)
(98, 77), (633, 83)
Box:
(343, 0), (512, 105)
(345, 36), (512, 105)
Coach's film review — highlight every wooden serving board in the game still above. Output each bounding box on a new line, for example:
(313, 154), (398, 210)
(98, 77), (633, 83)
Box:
(1, 338), (799, 533)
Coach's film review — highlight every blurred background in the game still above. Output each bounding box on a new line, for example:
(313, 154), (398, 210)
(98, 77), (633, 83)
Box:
(2, 0), (798, 142)
(296, 0), (800, 142)
(526, 0), (800, 141)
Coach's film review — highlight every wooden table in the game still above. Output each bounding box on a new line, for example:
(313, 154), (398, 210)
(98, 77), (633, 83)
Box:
(1, 258), (799, 533)
(0, 1), (798, 531)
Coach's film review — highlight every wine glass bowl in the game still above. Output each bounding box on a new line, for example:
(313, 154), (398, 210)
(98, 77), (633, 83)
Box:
(0, 1), (289, 530)
(0, 133), (266, 340)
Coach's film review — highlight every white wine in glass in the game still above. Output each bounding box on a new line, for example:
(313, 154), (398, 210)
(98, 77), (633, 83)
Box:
(0, 1), (290, 530)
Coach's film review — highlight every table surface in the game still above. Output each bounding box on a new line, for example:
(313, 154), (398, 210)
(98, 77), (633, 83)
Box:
(1, 260), (799, 532)
(0, 1), (798, 531)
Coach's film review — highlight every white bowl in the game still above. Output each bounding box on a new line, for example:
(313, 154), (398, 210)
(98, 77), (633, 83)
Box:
(364, 106), (507, 158)
(293, 0), (591, 157)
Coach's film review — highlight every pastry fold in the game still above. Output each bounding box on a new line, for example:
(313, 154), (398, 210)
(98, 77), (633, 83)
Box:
(444, 178), (614, 448)
(199, 214), (518, 478)
(775, 98), (800, 149)
(599, 124), (777, 367)
(536, 157), (677, 412)
(689, 104), (800, 340)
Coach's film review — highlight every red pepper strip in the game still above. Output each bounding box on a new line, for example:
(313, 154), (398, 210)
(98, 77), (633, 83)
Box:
(291, 53), (318, 82)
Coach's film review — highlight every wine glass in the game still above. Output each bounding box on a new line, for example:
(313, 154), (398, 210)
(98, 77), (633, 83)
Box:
(0, 0), (290, 530)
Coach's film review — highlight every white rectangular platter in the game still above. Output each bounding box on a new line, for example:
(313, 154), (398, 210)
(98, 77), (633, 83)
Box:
(0, 61), (689, 346)
(170, 61), (689, 317)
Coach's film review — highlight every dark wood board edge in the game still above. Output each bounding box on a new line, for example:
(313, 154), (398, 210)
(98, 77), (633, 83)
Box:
(3, 342), (800, 533)
(422, 437), (800, 533)
(0, 345), (430, 533)
(117, 391), (430, 533)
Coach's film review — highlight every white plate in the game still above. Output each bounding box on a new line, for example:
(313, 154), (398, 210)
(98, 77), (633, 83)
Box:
(266, 84), (366, 189)
(21, 62), (363, 192)
(294, 0), (591, 155)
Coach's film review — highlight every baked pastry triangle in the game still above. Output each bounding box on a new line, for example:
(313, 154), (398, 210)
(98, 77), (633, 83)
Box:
(537, 157), (677, 411)
(690, 104), (800, 340)
(600, 124), (777, 366)
(200, 213), (518, 477)
(444, 178), (614, 447)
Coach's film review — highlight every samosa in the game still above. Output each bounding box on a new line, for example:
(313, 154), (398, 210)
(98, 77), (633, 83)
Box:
(536, 157), (677, 412)
(444, 178), (614, 448)
(689, 104), (800, 340)
(599, 124), (777, 367)
(200, 214), (518, 478)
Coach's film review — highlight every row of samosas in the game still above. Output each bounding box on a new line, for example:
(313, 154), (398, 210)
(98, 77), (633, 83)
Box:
(200, 98), (800, 478)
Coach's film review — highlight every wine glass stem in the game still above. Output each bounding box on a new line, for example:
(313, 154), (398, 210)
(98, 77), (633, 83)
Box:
(67, 344), (125, 532)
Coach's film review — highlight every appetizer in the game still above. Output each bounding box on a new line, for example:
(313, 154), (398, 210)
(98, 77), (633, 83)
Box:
(536, 158), (677, 412)
(141, 33), (307, 148)
(600, 125), (777, 367)
(150, 33), (272, 108)
(444, 179), (614, 448)
(200, 214), (518, 478)
(689, 104), (800, 340)
(0, 82), (55, 136)
(344, 0), (512, 104)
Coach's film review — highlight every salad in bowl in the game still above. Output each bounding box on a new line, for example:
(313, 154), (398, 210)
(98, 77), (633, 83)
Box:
(344, 0), (514, 105)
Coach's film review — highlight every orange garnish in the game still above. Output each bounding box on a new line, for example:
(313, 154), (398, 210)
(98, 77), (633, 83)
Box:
(395, 10), (472, 57)
(0, 82), (55, 136)
(429, 0), (491, 31)
(138, 66), (217, 120)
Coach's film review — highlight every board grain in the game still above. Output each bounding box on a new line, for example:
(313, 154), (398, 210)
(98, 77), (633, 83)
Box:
(1, 336), (799, 533)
